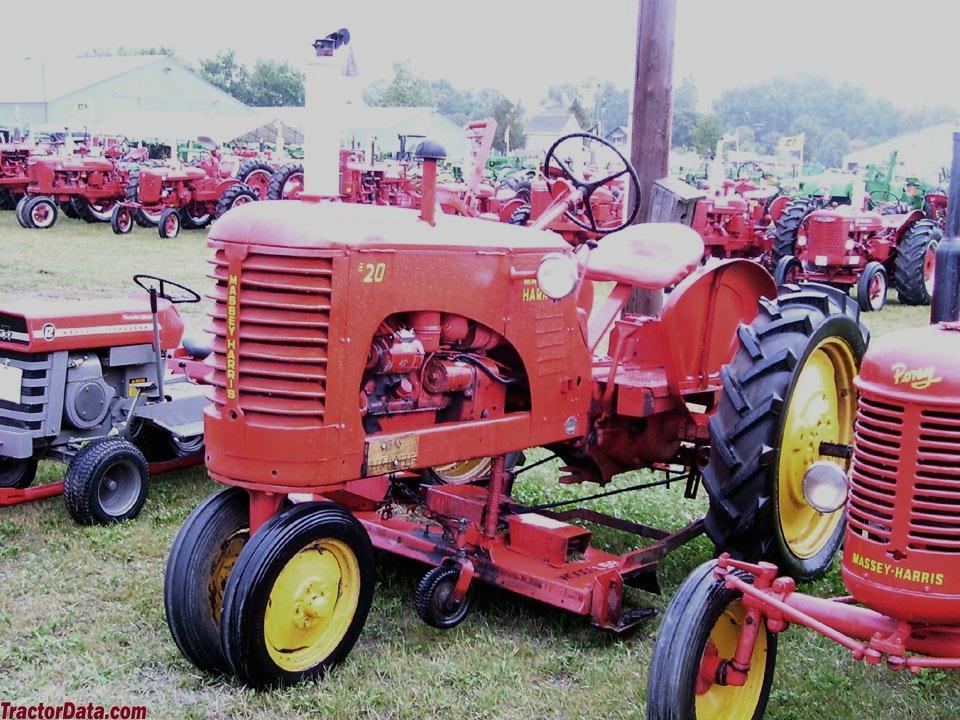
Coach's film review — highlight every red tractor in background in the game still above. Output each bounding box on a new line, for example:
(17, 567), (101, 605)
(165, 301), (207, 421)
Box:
(690, 177), (788, 261)
(774, 189), (942, 311)
(0, 142), (50, 210)
(161, 76), (867, 689)
(338, 147), (419, 207)
(14, 145), (149, 230)
(113, 148), (260, 238)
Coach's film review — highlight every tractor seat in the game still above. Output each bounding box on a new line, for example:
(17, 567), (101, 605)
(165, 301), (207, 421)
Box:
(584, 223), (704, 290)
(181, 334), (212, 361)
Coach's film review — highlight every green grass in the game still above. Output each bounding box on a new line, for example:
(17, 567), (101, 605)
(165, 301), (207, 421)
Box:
(0, 213), (956, 719)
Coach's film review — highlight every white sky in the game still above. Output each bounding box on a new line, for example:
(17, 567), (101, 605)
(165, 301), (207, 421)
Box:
(2, 0), (957, 113)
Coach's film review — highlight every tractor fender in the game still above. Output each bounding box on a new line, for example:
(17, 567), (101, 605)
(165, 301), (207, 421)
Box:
(767, 194), (790, 224)
(660, 259), (777, 398)
(891, 209), (927, 242)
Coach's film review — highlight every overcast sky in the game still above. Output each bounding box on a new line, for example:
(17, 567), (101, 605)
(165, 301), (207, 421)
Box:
(2, 0), (957, 114)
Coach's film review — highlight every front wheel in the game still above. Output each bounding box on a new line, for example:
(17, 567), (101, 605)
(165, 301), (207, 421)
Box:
(772, 255), (801, 286)
(704, 285), (866, 581)
(158, 208), (181, 239)
(63, 438), (149, 525)
(0, 456), (39, 489)
(25, 196), (58, 229)
(647, 561), (777, 720)
(111, 205), (134, 235)
(219, 502), (376, 687)
(857, 262), (887, 312)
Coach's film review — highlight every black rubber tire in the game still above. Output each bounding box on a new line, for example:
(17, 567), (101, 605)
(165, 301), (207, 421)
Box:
(856, 262), (888, 313)
(215, 184), (258, 219)
(125, 169), (160, 227)
(110, 205), (134, 235)
(507, 204), (532, 226)
(236, 160), (275, 201)
(63, 438), (150, 525)
(771, 198), (815, 263)
(703, 284), (867, 581)
(24, 196), (57, 229)
(165, 486), (249, 675)
(266, 163), (304, 201)
(894, 219), (942, 306)
(647, 560), (777, 720)
(220, 502), (376, 687)
(169, 433), (204, 457)
(0, 456), (39, 489)
(15, 194), (30, 228)
(61, 198), (81, 219)
(0, 188), (15, 210)
(415, 564), (473, 629)
(773, 255), (801, 286)
(158, 208), (181, 239)
(74, 198), (116, 224)
(180, 203), (213, 230)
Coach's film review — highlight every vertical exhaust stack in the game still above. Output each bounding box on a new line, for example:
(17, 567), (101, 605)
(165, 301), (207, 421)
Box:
(303, 28), (351, 199)
(415, 140), (446, 226)
(930, 132), (960, 323)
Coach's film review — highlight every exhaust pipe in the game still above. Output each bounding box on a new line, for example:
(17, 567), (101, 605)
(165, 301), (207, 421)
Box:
(931, 132), (960, 323)
(302, 28), (350, 199)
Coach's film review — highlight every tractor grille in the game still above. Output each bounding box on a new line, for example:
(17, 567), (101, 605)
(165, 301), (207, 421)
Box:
(0, 313), (28, 345)
(207, 246), (333, 427)
(912, 408), (960, 553)
(0, 350), (51, 433)
(848, 394), (902, 545)
(806, 217), (847, 258)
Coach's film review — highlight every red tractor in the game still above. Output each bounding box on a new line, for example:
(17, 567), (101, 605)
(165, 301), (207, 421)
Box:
(14, 146), (148, 230)
(646, 243), (960, 720)
(0, 142), (49, 210)
(691, 178), (789, 261)
(338, 148), (419, 208)
(0, 276), (209, 524)
(267, 162), (305, 201)
(162, 123), (867, 688)
(113, 150), (260, 238)
(775, 191), (942, 311)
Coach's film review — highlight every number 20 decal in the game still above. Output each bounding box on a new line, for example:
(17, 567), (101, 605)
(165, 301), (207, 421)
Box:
(360, 262), (387, 283)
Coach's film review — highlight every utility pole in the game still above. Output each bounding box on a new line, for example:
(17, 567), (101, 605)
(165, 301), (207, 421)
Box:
(625, 0), (676, 314)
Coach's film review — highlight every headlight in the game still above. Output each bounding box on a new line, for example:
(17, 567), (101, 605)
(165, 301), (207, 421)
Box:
(844, 239), (855, 251)
(802, 461), (849, 513)
(536, 253), (579, 300)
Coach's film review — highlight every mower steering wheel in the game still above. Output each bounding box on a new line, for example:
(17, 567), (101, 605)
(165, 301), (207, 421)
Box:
(542, 133), (641, 234)
(133, 274), (202, 304)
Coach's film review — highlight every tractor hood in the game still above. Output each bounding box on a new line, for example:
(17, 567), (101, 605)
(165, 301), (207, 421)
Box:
(856, 323), (960, 406)
(0, 296), (183, 353)
(209, 199), (570, 254)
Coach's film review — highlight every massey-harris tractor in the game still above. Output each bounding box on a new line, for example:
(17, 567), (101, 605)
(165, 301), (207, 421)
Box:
(646, 233), (960, 720)
(163, 126), (870, 693)
(0, 276), (208, 524)
(690, 181), (788, 261)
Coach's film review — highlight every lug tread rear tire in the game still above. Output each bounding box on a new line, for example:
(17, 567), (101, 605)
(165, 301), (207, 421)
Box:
(267, 163), (304, 201)
(894, 219), (941, 306)
(215, 184), (258, 219)
(771, 198), (815, 263)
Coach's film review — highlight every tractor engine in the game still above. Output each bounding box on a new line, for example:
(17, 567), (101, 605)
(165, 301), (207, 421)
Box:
(842, 322), (960, 624)
(360, 312), (525, 434)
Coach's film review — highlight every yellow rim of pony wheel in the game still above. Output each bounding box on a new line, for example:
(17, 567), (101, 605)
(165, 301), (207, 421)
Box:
(209, 529), (248, 624)
(264, 538), (361, 672)
(431, 457), (493, 484)
(777, 337), (857, 559)
(695, 601), (768, 719)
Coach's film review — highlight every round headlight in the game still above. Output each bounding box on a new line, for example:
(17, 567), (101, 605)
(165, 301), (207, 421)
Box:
(536, 253), (579, 300)
(802, 461), (849, 514)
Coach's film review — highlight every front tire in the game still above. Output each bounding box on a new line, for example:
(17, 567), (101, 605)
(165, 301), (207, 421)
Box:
(647, 561), (777, 720)
(26, 196), (58, 229)
(111, 205), (134, 235)
(165, 487), (250, 674)
(857, 262), (887, 312)
(704, 285), (866, 581)
(63, 438), (149, 525)
(220, 502), (376, 687)
(158, 208), (181, 239)
(0, 457), (39, 489)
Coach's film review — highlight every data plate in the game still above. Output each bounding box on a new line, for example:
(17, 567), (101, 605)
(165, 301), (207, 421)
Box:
(364, 434), (420, 476)
(0, 363), (22, 404)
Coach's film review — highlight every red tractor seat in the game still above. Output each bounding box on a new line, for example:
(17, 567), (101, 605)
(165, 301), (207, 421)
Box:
(584, 223), (705, 290)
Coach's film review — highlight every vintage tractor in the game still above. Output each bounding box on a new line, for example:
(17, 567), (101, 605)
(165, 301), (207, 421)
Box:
(112, 150), (259, 239)
(774, 192), (943, 311)
(14, 146), (148, 230)
(0, 275), (208, 524)
(163, 125), (868, 687)
(689, 180), (788, 261)
(267, 162), (305, 201)
(0, 142), (49, 210)
(646, 240), (960, 720)
(338, 148), (420, 208)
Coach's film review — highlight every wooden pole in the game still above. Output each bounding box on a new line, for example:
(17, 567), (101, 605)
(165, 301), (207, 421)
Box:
(625, 0), (676, 315)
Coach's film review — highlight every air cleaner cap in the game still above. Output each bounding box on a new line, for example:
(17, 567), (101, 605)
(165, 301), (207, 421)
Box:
(415, 140), (447, 162)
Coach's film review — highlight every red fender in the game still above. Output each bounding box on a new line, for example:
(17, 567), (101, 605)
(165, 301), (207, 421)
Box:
(767, 194), (790, 224)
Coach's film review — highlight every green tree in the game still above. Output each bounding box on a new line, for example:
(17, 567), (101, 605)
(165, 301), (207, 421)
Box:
(492, 98), (526, 153)
(817, 129), (851, 167)
(693, 114), (724, 157)
(199, 51), (250, 103)
(246, 59), (304, 107)
(596, 83), (629, 135)
(671, 76), (699, 150)
(81, 46), (179, 59)
(373, 61), (436, 107)
(568, 97), (590, 130)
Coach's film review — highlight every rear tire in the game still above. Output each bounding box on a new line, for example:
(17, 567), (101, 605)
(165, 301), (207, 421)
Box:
(771, 198), (815, 263)
(0, 188), (15, 210)
(0, 457), (39, 489)
(704, 285), (866, 581)
(773, 255), (801, 286)
(215, 184), (258, 218)
(126, 170), (161, 227)
(856, 262), (887, 312)
(63, 438), (149, 525)
(267, 163), (305, 201)
(647, 561), (777, 720)
(236, 160), (275, 201)
(894, 219), (941, 306)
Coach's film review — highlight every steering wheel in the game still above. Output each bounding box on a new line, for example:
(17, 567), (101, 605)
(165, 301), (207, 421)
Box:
(736, 161), (765, 180)
(867, 188), (902, 210)
(542, 133), (641, 234)
(133, 274), (201, 304)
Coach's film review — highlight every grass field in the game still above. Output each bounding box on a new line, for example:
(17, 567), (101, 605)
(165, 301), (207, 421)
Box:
(0, 213), (955, 719)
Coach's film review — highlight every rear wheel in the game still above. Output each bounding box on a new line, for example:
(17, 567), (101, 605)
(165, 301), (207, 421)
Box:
(773, 255), (801, 286)
(894, 220), (941, 306)
(857, 262), (887, 312)
(180, 203), (212, 230)
(647, 561), (777, 720)
(63, 438), (149, 525)
(0, 457), (39, 489)
(220, 502), (375, 687)
(126, 170), (161, 227)
(75, 198), (116, 223)
(216, 184), (258, 218)
(267, 163), (305, 201)
(165, 487), (249, 674)
(158, 208), (181, 239)
(61, 198), (82, 219)
(704, 286), (866, 581)
(237, 160), (275, 200)
(0, 188), (15, 210)
(771, 198), (815, 263)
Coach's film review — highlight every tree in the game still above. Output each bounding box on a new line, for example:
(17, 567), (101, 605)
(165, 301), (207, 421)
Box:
(568, 97), (590, 130)
(199, 51), (250, 103)
(671, 76), (699, 150)
(492, 98), (526, 153)
(818, 129), (851, 168)
(372, 61), (436, 107)
(596, 83), (629, 135)
(693, 114), (724, 157)
(81, 46), (178, 59)
(246, 59), (304, 107)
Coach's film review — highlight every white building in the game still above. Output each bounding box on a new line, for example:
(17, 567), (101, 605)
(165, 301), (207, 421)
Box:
(842, 123), (959, 183)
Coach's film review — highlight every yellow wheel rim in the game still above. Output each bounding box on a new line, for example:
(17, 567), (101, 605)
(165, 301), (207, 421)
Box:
(209, 529), (248, 624)
(431, 457), (493, 485)
(264, 538), (361, 672)
(777, 337), (856, 559)
(695, 601), (768, 719)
